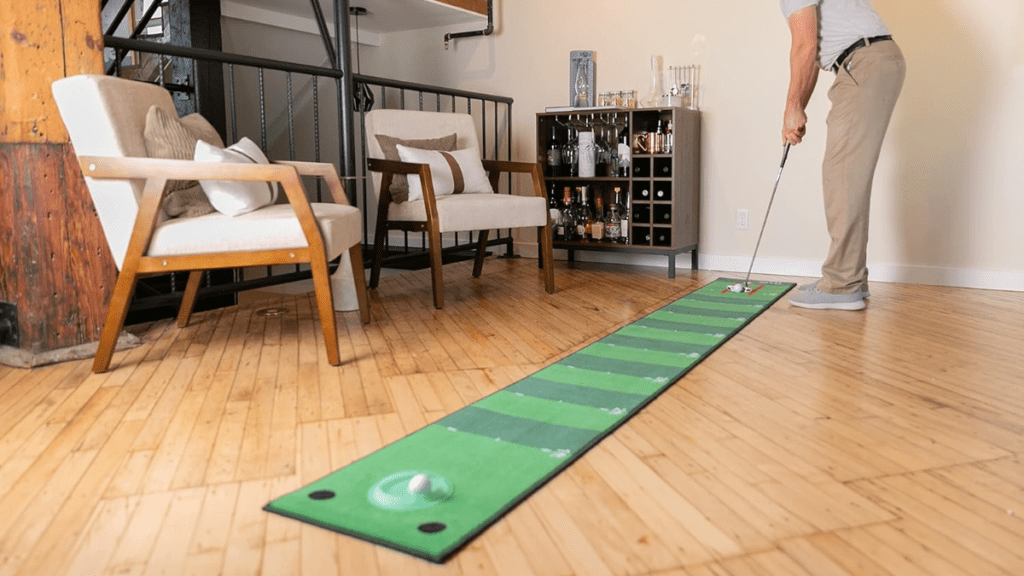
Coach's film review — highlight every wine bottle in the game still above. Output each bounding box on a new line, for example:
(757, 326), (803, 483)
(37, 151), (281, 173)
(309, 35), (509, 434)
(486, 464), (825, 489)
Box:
(546, 124), (562, 177)
(578, 186), (593, 240)
(558, 186), (572, 241)
(569, 187), (584, 241)
(617, 124), (631, 177)
(548, 182), (562, 239)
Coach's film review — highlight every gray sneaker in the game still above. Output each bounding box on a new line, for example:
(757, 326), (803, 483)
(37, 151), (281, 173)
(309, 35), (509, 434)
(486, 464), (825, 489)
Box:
(789, 285), (866, 310)
(797, 280), (870, 299)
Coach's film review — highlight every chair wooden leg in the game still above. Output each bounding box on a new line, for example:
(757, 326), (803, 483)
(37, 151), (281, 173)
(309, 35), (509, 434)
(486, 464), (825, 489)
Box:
(472, 229), (490, 278)
(310, 256), (341, 365)
(369, 211), (390, 290)
(349, 244), (371, 324)
(427, 226), (445, 309)
(176, 270), (203, 327)
(93, 269), (140, 373)
(539, 225), (555, 294)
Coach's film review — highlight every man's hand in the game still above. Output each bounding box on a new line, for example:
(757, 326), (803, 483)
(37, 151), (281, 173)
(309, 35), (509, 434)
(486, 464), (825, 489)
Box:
(783, 106), (807, 144)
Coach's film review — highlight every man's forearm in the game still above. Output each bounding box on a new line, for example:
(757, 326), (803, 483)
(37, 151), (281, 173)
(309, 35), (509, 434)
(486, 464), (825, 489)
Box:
(787, 45), (819, 112)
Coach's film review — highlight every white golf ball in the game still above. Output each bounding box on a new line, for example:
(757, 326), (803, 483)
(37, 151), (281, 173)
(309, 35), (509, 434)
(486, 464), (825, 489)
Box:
(408, 474), (431, 495)
(727, 283), (745, 293)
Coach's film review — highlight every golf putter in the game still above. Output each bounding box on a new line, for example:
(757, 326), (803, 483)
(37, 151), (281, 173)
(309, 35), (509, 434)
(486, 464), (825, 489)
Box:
(728, 142), (792, 294)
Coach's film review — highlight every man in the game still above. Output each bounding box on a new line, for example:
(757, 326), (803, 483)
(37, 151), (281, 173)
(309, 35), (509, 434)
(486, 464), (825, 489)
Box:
(781, 0), (906, 310)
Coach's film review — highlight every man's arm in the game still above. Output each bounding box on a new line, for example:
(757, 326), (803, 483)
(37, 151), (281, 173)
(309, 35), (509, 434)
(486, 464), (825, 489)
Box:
(784, 4), (819, 144)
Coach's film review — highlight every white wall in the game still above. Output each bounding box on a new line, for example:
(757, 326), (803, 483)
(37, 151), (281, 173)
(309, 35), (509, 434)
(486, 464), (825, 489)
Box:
(225, 0), (1024, 291)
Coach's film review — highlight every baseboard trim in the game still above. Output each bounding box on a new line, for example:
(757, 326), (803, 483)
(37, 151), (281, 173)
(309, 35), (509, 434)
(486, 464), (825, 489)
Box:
(517, 243), (1024, 293)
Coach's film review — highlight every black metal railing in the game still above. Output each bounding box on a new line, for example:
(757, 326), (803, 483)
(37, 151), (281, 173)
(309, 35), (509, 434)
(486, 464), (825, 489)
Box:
(102, 34), (515, 317)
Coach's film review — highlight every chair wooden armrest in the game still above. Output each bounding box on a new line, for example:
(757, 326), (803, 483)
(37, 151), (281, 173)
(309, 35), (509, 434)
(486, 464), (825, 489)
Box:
(274, 160), (349, 206)
(481, 159), (541, 174)
(78, 155), (328, 267)
(366, 157), (432, 175)
(481, 160), (547, 199)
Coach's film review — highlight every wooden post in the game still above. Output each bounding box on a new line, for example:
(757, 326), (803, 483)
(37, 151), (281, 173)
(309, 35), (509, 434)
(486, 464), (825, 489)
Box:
(0, 0), (116, 359)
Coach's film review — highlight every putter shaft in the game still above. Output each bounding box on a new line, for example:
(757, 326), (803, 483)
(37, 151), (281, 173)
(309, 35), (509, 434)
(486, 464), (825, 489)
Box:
(744, 142), (791, 287)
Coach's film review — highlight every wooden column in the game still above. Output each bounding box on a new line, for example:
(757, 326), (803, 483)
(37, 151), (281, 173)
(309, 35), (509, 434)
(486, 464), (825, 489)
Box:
(0, 0), (116, 358)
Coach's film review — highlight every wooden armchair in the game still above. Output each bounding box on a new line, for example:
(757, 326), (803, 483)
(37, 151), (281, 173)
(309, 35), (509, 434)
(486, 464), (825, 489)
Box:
(363, 109), (555, 309)
(52, 74), (369, 373)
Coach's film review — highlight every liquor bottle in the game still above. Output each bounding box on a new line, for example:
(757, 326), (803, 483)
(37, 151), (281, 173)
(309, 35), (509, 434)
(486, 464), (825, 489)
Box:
(559, 186), (573, 240)
(654, 119), (665, 154)
(613, 186), (628, 244)
(546, 124), (562, 177)
(665, 120), (674, 154)
(592, 195), (606, 242)
(605, 198), (622, 242)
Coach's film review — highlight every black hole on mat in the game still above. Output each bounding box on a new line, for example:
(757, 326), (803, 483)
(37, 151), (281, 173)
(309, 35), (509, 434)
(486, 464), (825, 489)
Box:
(418, 522), (446, 534)
(308, 490), (336, 500)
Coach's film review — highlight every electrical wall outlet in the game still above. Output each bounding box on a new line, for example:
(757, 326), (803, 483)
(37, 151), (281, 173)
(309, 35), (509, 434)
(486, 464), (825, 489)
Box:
(736, 209), (749, 230)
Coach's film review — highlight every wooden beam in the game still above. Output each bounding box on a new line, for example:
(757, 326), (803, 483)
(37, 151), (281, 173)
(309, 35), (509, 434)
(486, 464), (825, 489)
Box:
(0, 144), (116, 354)
(0, 0), (112, 357)
(0, 0), (104, 143)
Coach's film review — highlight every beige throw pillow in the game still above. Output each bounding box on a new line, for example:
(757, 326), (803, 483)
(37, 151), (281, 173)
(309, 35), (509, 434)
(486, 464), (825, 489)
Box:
(143, 106), (224, 218)
(374, 133), (457, 203)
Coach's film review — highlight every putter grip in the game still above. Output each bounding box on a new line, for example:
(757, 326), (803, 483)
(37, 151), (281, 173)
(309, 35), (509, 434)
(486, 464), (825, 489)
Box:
(780, 142), (791, 168)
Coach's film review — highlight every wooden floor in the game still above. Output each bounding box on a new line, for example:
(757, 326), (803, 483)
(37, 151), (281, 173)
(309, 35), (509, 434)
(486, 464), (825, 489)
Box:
(0, 257), (1022, 576)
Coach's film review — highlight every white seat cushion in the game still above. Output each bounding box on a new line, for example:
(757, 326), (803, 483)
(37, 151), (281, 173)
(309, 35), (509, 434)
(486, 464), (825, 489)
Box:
(148, 203), (361, 261)
(388, 194), (547, 233)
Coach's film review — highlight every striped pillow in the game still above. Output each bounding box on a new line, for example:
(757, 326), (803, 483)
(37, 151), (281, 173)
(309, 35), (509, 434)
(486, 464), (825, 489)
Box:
(143, 105), (223, 218)
(194, 137), (279, 216)
(395, 145), (494, 202)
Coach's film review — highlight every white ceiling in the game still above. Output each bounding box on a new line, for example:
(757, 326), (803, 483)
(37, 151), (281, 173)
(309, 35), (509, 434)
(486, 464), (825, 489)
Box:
(234, 0), (487, 35)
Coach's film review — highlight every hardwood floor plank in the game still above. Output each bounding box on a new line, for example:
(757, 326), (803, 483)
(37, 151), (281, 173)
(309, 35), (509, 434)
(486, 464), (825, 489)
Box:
(220, 479), (272, 576)
(139, 487), (207, 576)
(60, 497), (140, 576)
(100, 491), (175, 576)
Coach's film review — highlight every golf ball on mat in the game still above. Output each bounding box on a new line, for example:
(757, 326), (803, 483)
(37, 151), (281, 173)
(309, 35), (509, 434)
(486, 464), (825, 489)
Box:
(408, 474), (431, 494)
(727, 283), (745, 293)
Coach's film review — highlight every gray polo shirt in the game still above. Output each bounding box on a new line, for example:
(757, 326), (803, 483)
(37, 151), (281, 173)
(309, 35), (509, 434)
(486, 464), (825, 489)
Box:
(780, 0), (890, 70)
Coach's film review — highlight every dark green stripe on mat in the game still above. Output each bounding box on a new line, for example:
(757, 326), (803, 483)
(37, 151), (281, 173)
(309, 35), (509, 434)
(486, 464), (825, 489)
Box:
(555, 353), (682, 382)
(264, 278), (794, 563)
(435, 406), (599, 455)
(599, 333), (712, 356)
(507, 377), (649, 411)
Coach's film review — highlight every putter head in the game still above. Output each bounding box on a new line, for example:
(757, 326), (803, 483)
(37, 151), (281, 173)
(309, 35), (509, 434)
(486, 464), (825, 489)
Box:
(726, 283), (746, 293)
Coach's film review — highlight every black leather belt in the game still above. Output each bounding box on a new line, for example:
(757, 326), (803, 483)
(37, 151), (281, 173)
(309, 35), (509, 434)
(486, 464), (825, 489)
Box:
(832, 35), (892, 72)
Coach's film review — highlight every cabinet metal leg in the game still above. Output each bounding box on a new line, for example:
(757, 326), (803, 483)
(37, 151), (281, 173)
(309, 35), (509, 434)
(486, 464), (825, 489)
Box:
(568, 249), (575, 267)
(691, 247), (699, 271)
(668, 254), (676, 278)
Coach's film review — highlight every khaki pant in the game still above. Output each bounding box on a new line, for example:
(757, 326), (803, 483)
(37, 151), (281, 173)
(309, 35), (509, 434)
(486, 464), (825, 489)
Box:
(819, 40), (906, 294)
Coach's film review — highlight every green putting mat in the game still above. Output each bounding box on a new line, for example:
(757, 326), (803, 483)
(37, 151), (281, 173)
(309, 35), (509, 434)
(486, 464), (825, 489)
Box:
(265, 278), (794, 562)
